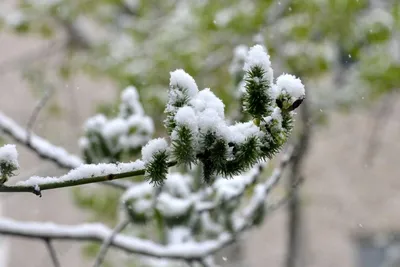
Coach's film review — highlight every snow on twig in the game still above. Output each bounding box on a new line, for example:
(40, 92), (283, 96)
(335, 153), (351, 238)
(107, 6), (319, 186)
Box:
(0, 160), (147, 196)
(0, 217), (232, 260)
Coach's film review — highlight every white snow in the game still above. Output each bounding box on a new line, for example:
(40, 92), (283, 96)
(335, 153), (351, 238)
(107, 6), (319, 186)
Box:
(0, 216), (233, 259)
(167, 227), (191, 244)
(119, 86), (145, 117)
(164, 173), (193, 198)
(156, 193), (193, 217)
(229, 45), (248, 75)
(211, 161), (267, 207)
(16, 160), (145, 187)
(130, 199), (153, 214)
(174, 106), (198, 133)
(84, 114), (107, 132)
(243, 45), (272, 75)
(190, 88), (225, 119)
(196, 108), (225, 135)
(276, 73), (305, 100)
(271, 107), (282, 123)
(270, 84), (280, 100)
(5, 11), (24, 27)
(141, 138), (169, 163)
(102, 118), (129, 139)
(121, 182), (153, 203)
(169, 69), (199, 97)
(82, 86), (154, 155)
(78, 137), (89, 149)
(225, 122), (261, 144)
(0, 144), (19, 169)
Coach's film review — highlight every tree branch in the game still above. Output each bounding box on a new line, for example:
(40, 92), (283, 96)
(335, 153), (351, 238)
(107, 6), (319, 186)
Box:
(44, 238), (61, 267)
(0, 159), (177, 196)
(26, 84), (55, 145)
(0, 217), (224, 261)
(92, 219), (130, 267)
(195, 146), (294, 214)
(286, 97), (312, 267)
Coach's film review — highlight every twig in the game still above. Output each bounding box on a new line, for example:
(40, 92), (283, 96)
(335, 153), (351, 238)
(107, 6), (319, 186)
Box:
(26, 87), (55, 144)
(92, 181), (163, 267)
(92, 219), (130, 267)
(196, 147), (297, 257)
(285, 96), (312, 267)
(268, 176), (304, 213)
(196, 145), (294, 213)
(196, 162), (267, 213)
(44, 238), (61, 267)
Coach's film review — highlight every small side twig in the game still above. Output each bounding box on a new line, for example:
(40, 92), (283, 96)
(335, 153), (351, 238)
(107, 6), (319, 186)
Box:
(44, 238), (61, 267)
(92, 219), (130, 267)
(26, 87), (55, 144)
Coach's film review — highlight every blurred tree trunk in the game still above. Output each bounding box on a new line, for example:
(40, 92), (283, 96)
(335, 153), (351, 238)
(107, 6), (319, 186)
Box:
(285, 97), (311, 267)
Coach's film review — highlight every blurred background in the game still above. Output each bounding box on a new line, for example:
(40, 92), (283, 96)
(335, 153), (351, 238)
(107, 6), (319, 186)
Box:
(0, 0), (399, 266)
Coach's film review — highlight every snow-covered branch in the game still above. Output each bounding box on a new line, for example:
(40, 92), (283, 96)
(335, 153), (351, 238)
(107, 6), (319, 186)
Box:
(0, 100), (145, 190)
(0, 112), (83, 169)
(0, 159), (177, 196)
(0, 216), (252, 261)
(0, 148), (295, 262)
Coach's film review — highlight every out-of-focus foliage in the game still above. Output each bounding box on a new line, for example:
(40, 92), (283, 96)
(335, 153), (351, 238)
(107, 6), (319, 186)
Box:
(1, 0), (398, 122)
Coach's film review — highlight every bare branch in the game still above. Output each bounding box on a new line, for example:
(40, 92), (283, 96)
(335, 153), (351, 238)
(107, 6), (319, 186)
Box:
(26, 87), (55, 144)
(92, 219), (130, 267)
(44, 238), (61, 267)
(286, 96), (312, 267)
